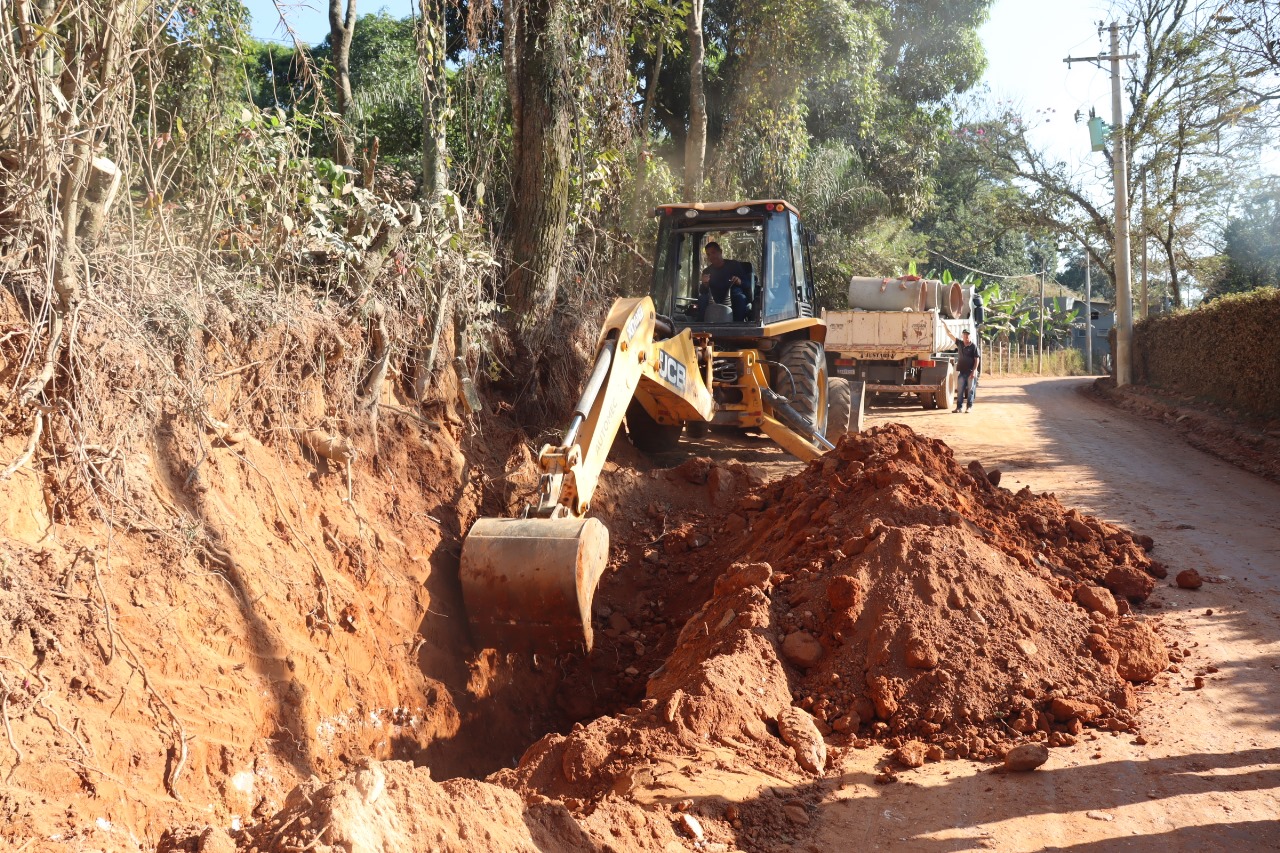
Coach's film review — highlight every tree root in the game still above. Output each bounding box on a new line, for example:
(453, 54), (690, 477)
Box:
(0, 412), (44, 480)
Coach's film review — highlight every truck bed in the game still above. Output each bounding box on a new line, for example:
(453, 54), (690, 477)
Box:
(822, 308), (972, 360)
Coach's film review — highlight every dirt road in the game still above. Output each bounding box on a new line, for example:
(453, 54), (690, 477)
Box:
(805, 376), (1280, 850)
(658, 376), (1280, 850)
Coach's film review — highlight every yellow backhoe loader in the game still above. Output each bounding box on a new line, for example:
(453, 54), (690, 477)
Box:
(460, 201), (864, 654)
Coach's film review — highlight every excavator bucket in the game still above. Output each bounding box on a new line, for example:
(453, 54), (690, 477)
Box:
(459, 516), (610, 654)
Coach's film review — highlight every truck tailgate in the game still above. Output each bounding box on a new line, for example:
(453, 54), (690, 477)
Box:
(823, 310), (940, 358)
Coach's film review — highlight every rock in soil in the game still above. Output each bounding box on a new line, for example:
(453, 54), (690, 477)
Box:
(895, 740), (928, 768)
(1004, 742), (1050, 771)
(1109, 620), (1168, 682)
(1176, 569), (1203, 590)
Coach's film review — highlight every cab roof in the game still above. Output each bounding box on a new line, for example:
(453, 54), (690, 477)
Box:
(655, 199), (800, 216)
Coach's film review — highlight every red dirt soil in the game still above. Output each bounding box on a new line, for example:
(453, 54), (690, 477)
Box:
(206, 425), (1172, 853)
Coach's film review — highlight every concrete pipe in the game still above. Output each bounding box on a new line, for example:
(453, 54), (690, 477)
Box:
(848, 277), (928, 312)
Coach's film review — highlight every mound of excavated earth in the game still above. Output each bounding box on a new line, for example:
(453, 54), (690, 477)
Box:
(222, 424), (1171, 852)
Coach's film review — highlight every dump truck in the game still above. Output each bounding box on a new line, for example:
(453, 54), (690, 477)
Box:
(822, 276), (979, 410)
(459, 200), (861, 654)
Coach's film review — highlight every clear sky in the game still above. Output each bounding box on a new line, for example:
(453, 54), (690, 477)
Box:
(977, 0), (1118, 170)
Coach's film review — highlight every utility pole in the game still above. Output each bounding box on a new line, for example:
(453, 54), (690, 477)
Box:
(1085, 251), (1093, 374)
(1140, 171), (1149, 319)
(1038, 267), (1045, 375)
(1066, 23), (1137, 386)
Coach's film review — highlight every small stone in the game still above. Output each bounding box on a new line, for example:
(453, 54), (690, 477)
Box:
(783, 802), (809, 825)
(1004, 742), (1049, 771)
(723, 514), (748, 535)
(688, 533), (710, 549)
(826, 575), (861, 610)
(624, 666), (640, 676)
(1193, 676), (1205, 689)
(904, 635), (939, 669)
(895, 740), (927, 768)
(1109, 621), (1168, 682)
(1067, 518), (1094, 541)
(1086, 810), (1114, 822)
(781, 632), (825, 669)
(832, 712), (859, 733)
(987, 469), (1003, 487)
(874, 771), (897, 784)
(676, 813), (704, 842)
(724, 804), (740, 822)
(1050, 698), (1100, 722)
(674, 799), (693, 812)
(926, 745), (944, 762)
(1074, 585), (1119, 618)
(777, 706), (827, 774)
(1104, 565), (1156, 601)
(608, 612), (632, 634)
(1176, 569), (1203, 590)
(713, 562), (773, 596)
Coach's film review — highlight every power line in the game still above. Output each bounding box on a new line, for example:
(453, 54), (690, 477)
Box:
(924, 248), (1036, 281)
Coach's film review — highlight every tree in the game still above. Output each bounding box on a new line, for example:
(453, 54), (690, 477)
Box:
(1214, 0), (1280, 76)
(328, 0), (357, 164)
(1205, 182), (1280, 299)
(420, 0), (449, 199)
(963, 0), (1279, 307)
(503, 0), (574, 338)
(684, 0), (707, 199)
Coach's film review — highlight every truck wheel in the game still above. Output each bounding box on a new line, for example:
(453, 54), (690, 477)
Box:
(934, 364), (955, 411)
(777, 339), (827, 436)
(826, 377), (852, 441)
(626, 400), (682, 453)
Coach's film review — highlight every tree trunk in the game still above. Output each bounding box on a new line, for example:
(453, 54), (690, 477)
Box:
(640, 41), (663, 136)
(419, 0), (448, 200)
(504, 0), (572, 340)
(328, 0), (357, 165)
(683, 0), (706, 201)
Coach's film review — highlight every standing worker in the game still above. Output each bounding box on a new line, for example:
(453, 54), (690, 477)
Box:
(947, 328), (981, 413)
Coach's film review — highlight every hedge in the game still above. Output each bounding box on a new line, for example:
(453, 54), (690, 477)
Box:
(1132, 288), (1280, 421)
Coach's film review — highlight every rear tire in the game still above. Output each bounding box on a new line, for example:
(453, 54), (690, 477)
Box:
(625, 400), (683, 453)
(776, 339), (827, 436)
(934, 363), (955, 411)
(826, 377), (853, 441)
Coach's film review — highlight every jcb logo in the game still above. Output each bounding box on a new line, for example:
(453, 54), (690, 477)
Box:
(658, 350), (687, 393)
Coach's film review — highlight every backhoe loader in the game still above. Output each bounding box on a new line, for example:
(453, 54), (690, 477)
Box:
(460, 201), (863, 654)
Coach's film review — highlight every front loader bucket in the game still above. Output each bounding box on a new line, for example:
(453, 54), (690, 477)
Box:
(459, 516), (610, 654)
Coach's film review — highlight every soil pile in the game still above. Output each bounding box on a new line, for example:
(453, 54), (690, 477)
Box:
(730, 423), (1167, 757)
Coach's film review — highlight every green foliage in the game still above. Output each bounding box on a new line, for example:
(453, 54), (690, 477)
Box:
(1205, 184), (1280, 300)
(142, 0), (253, 135)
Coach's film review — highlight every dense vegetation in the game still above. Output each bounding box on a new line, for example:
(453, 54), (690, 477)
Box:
(0, 0), (1277, 436)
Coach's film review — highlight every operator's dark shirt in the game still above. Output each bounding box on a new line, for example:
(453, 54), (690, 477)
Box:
(957, 340), (980, 376)
(701, 260), (750, 303)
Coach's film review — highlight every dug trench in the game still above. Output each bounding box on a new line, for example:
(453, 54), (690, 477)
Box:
(181, 426), (1176, 852)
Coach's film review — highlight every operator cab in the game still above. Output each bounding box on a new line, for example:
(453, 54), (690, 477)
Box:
(650, 200), (817, 341)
